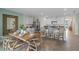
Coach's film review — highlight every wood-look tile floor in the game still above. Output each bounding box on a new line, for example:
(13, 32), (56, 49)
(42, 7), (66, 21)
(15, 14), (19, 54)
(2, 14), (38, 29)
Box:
(40, 30), (79, 51)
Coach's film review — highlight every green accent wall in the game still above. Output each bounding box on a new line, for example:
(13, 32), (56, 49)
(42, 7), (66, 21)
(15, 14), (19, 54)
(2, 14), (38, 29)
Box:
(75, 16), (79, 35)
(77, 16), (79, 34)
(0, 8), (25, 36)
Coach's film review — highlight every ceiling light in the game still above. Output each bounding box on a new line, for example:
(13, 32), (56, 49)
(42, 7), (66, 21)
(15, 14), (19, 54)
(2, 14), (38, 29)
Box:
(64, 8), (68, 11)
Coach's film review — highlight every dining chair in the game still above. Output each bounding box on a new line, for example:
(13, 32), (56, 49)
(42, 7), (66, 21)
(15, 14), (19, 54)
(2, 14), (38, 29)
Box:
(32, 38), (42, 50)
(0, 36), (3, 45)
(7, 36), (28, 51)
(7, 39), (18, 51)
(26, 32), (42, 51)
(2, 36), (10, 51)
(0, 36), (4, 51)
(59, 27), (64, 40)
(26, 39), (37, 51)
(0, 36), (14, 51)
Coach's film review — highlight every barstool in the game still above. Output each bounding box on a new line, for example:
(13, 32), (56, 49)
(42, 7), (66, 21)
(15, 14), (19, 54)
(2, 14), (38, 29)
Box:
(59, 27), (64, 40)
(54, 29), (59, 40)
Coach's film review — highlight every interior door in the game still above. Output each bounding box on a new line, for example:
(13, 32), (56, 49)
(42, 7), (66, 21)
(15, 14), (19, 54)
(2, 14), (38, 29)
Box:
(3, 14), (18, 36)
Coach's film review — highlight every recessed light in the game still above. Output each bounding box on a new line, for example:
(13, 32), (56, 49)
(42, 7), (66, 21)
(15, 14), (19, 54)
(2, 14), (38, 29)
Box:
(64, 8), (68, 11)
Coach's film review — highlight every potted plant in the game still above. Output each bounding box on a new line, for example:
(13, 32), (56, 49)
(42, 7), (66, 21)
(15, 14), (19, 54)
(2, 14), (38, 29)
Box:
(19, 24), (25, 30)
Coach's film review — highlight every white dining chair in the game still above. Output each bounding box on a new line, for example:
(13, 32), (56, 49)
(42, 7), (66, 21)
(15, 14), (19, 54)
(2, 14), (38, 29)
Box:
(59, 27), (64, 40)
(54, 29), (59, 40)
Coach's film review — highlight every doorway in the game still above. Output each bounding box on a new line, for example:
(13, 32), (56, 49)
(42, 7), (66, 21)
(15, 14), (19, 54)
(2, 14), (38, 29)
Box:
(3, 14), (18, 36)
(64, 17), (73, 41)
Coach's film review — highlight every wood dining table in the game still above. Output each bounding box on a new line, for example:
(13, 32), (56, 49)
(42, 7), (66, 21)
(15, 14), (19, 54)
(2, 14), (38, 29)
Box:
(8, 32), (41, 50)
(9, 32), (41, 42)
(9, 34), (27, 42)
(8, 33), (31, 50)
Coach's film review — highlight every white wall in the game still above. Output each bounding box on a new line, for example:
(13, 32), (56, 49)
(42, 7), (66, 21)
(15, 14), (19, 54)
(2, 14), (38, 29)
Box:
(21, 16), (34, 26)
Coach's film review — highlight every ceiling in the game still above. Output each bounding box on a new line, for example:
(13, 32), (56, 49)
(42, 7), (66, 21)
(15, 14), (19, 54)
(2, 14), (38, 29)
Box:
(5, 8), (79, 17)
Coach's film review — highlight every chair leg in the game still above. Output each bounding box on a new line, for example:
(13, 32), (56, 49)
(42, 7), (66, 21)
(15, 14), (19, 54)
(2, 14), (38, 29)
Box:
(3, 39), (9, 51)
(8, 41), (18, 51)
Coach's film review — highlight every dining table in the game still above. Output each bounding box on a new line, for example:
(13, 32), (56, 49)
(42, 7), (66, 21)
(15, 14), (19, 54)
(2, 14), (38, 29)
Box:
(9, 33), (29, 42)
(8, 32), (41, 51)
(8, 33), (32, 50)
